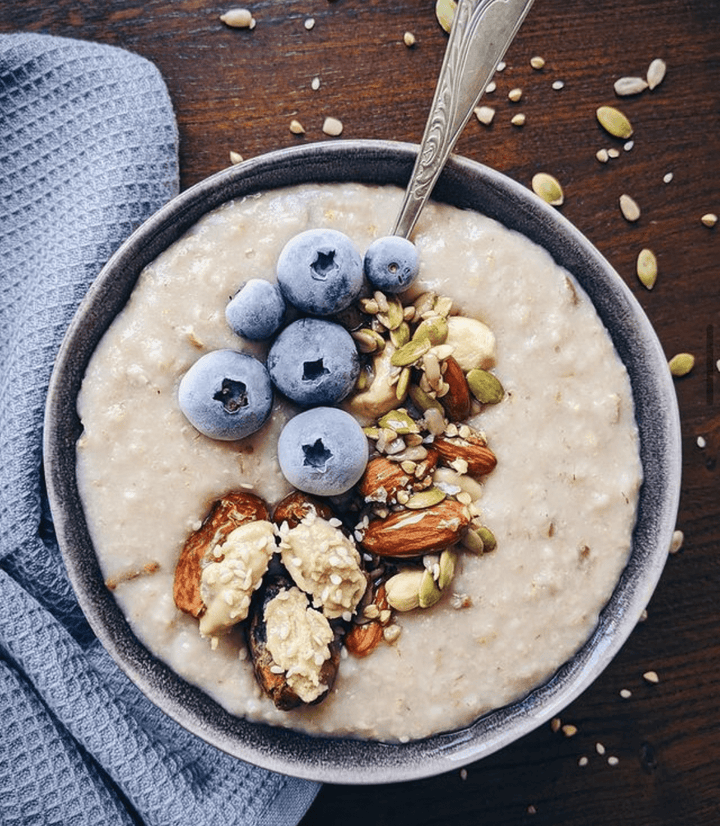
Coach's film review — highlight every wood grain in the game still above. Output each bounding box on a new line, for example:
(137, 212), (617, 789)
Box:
(3, 1), (718, 823)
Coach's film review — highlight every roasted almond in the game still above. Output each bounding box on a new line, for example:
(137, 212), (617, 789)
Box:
(174, 490), (269, 618)
(439, 356), (472, 421)
(272, 490), (334, 528)
(360, 499), (471, 557)
(358, 455), (413, 503)
(433, 434), (497, 476)
(345, 585), (388, 657)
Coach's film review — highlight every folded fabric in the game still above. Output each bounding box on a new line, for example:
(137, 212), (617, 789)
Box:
(0, 33), (319, 826)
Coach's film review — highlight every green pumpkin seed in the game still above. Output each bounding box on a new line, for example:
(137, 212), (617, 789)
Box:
(390, 321), (411, 348)
(636, 249), (657, 290)
(378, 409), (419, 435)
(407, 383), (444, 413)
(396, 366), (411, 400)
(467, 368), (505, 404)
(352, 328), (386, 354)
(596, 106), (634, 139)
(437, 549), (457, 590)
(391, 337), (432, 366)
(419, 568), (442, 608)
(405, 486), (446, 510)
(461, 527), (485, 554)
(476, 525), (497, 552)
(377, 294), (405, 331)
(413, 315), (449, 346)
(531, 173), (564, 206)
(668, 352), (695, 376)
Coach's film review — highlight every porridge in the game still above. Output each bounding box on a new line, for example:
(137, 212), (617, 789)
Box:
(75, 182), (642, 742)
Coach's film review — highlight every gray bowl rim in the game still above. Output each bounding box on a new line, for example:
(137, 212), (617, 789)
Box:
(44, 139), (681, 784)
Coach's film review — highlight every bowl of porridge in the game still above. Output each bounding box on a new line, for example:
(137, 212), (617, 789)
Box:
(44, 140), (681, 783)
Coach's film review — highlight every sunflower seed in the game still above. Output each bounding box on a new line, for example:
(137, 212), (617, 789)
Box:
(646, 58), (667, 90)
(220, 8), (255, 28)
(614, 76), (648, 96)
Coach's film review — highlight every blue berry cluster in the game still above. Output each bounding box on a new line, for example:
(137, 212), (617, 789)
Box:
(178, 229), (419, 495)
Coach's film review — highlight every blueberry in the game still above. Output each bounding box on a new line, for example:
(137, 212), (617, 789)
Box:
(277, 407), (369, 496)
(225, 279), (285, 340)
(363, 236), (419, 293)
(178, 349), (273, 440)
(276, 228), (363, 315)
(267, 318), (360, 406)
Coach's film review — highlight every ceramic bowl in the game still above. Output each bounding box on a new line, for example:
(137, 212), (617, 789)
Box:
(44, 140), (681, 784)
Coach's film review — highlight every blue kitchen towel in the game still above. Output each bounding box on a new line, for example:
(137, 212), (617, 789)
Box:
(0, 33), (319, 826)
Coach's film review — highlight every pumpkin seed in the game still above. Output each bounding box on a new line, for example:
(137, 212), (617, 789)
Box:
(391, 337), (432, 367)
(413, 291), (437, 317)
(596, 105), (633, 139)
(437, 549), (457, 590)
(531, 172), (564, 206)
(646, 58), (667, 90)
(435, 0), (456, 33)
(405, 486), (446, 510)
(467, 368), (505, 404)
(613, 76), (648, 96)
(377, 294), (405, 330)
(396, 366), (411, 400)
(668, 352), (695, 377)
(413, 315), (449, 346)
(461, 527), (485, 554)
(476, 525), (497, 552)
(378, 409), (419, 435)
(619, 193), (641, 222)
(419, 568), (442, 608)
(636, 249), (657, 289)
(385, 570), (423, 612)
(408, 383), (444, 413)
(390, 321), (411, 348)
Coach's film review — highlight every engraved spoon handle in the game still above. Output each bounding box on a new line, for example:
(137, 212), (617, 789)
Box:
(393, 0), (535, 238)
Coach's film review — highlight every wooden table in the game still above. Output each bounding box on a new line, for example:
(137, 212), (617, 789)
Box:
(3, 1), (718, 823)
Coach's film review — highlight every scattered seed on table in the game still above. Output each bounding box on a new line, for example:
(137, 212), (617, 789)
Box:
(550, 717), (562, 733)
(220, 8), (255, 28)
(530, 55), (545, 70)
(608, 756), (620, 766)
(496, 60), (506, 71)
(643, 670), (660, 684)
(229, 150), (243, 164)
(508, 87), (523, 102)
(608, 147), (620, 158)
(289, 119), (305, 135)
(322, 116), (343, 136)
(552, 79), (565, 90)
(578, 756), (589, 767)
(304, 17), (315, 30)
(620, 688), (632, 699)
(668, 352), (695, 376)
(669, 529), (684, 554)
(485, 80), (497, 93)
(311, 76), (320, 91)
(701, 212), (718, 227)
(624, 140), (634, 151)
(619, 193), (641, 222)
(562, 724), (578, 737)
(474, 105), (496, 125)
(647, 58), (667, 90)
(614, 76), (648, 96)
(403, 31), (416, 47)
(511, 113), (526, 126)
(460, 768), (468, 780)
(697, 436), (707, 449)
(663, 171), (674, 183)
(596, 148), (610, 163)
(596, 742), (606, 755)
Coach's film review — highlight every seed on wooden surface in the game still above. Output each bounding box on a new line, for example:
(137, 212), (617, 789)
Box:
(532, 172), (564, 206)
(620, 688), (632, 698)
(596, 742), (606, 755)
(322, 116), (343, 136)
(636, 248), (657, 289)
(220, 8), (255, 28)
(508, 87), (523, 102)
(229, 150), (244, 164)
(614, 76), (648, 96)
(562, 724), (578, 737)
(647, 58), (667, 90)
(701, 212), (718, 227)
(552, 79), (565, 90)
(485, 80), (497, 93)
(697, 436), (707, 449)
(403, 31), (416, 47)
(663, 172), (674, 183)
(474, 105), (496, 125)
(596, 105), (633, 138)
(311, 76), (320, 91)
(624, 140), (634, 151)
(596, 148), (610, 163)
(550, 717), (562, 733)
(304, 17), (315, 30)
(578, 756), (589, 767)
(530, 55), (545, 70)
(608, 756), (620, 766)
(669, 529), (684, 554)
(289, 119), (305, 135)
(619, 193), (641, 222)
(668, 352), (694, 376)
(435, 0), (456, 32)
(643, 670), (660, 684)
(511, 113), (526, 126)
(607, 147), (620, 158)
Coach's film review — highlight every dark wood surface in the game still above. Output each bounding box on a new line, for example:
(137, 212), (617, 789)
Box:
(3, 1), (718, 823)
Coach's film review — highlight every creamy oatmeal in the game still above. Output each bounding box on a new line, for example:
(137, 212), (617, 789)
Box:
(76, 183), (642, 741)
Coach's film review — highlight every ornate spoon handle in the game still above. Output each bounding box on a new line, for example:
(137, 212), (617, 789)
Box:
(392, 0), (535, 238)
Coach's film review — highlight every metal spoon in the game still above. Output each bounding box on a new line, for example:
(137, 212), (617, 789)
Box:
(393, 0), (535, 238)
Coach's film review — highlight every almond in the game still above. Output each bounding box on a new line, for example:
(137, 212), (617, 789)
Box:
(433, 433), (497, 476)
(358, 456), (413, 503)
(360, 499), (471, 557)
(439, 356), (471, 421)
(345, 585), (388, 657)
(173, 490), (269, 618)
(272, 490), (334, 528)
